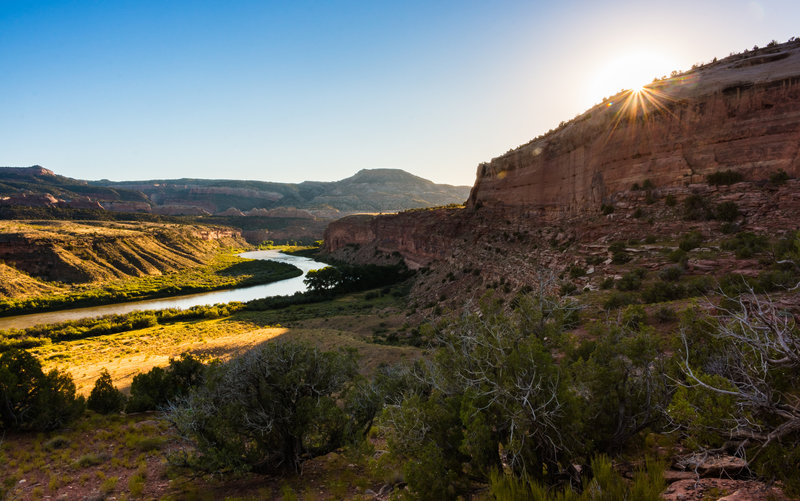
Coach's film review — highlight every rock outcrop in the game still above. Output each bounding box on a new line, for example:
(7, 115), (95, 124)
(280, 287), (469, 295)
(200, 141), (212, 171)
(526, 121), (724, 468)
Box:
(325, 41), (800, 267)
(467, 42), (800, 218)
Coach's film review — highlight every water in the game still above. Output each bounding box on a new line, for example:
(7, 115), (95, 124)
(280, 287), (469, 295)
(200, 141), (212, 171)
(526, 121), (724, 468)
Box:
(0, 250), (329, 331)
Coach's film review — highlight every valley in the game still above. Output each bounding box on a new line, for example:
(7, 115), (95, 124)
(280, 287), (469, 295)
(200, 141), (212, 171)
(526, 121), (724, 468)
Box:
(2, 39), (800, 501)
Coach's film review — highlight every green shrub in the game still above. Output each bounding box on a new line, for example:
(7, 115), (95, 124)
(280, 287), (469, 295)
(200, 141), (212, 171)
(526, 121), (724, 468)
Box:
(489, 455), (664, 501)
(0, 349), (84, 431)
(654, 306), (677, 323)
(611, 251), (631, 264)
(714, 201), (740, 222)
(87, 370), (125, 414)
(568, 265), (586, 278)
(668, 248), (688, 264)
(616, 271), (643, 291)
(770, 169), (790, 185)
(169, 341), (360, 473)
(601, 204), (615, 215)
(659, 266), (683, 281)
(127, 353), (206, 412)
(665, 194), (677, 207)
(706, 169), (744, 185)
(683, 194), (713, 220)
(600, 277), (615, 290)
(603, 292), (638, 310)
(633, 208), (644, 218)
(679, 230), (704, 251)
(641, 282), (686, 304)
(721, 232), (769, 258)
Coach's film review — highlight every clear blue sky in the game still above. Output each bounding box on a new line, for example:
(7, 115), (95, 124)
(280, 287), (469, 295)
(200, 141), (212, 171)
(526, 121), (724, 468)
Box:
(2, 0), (798, 185)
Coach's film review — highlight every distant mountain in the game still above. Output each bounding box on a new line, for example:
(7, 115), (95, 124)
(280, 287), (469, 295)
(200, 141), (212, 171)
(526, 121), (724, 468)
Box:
(91, 168), (470, 214)
(0, 167), (470, 216)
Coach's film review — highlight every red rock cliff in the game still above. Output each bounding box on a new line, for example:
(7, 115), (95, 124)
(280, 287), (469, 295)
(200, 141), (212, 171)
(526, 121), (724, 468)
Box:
(467, 43), (800, 217)
(325, 42), (800, 267)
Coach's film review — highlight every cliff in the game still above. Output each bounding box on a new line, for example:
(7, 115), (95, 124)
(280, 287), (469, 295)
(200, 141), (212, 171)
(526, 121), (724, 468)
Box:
(325, 41), (800, 269)
(467, 42), (800, 217)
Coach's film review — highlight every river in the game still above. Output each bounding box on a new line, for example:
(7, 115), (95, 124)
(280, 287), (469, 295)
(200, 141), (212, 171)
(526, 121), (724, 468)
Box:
(0, 250), (329, 331)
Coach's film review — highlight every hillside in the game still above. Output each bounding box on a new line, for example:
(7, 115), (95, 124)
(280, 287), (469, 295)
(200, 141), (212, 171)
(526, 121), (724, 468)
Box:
(0, 220), (244, 298)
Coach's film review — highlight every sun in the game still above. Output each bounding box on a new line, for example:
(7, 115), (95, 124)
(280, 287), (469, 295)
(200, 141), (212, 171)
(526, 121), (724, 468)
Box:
(589, 50), (677, 102)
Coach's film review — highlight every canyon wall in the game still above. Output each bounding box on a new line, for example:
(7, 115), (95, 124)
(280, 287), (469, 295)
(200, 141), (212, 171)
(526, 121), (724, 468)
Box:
(467, 44), (800, 217)
(325, 42), (800, 266)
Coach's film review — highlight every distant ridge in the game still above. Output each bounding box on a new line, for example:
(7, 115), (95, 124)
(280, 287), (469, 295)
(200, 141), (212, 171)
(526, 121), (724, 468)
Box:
(0, 166), (470, 216)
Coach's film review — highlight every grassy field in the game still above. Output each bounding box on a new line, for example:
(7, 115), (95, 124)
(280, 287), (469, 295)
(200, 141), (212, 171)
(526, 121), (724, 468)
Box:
(0, 286), (422, 500)
(27, 287), (421, 395)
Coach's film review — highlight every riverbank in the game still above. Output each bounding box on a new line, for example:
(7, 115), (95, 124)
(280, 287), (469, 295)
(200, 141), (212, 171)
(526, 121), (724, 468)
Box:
(0, 252), (302, 317)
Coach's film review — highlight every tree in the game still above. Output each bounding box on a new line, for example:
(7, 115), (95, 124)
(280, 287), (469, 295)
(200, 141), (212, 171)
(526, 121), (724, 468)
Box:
(127, 353), (206, 412)
(383, 289), (579, 498)
(87, 369), (125, 414)
(169, 341), (359, 473)
(673, 291), (800, 492)
(0, 349), (84, 431)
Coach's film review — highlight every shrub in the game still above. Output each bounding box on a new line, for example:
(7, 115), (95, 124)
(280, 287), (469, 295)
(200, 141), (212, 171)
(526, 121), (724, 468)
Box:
(679, 230), (704, 251)
(721, 231), (769, 258)
(706, 169), (743, 185)
(654, 306), (677, 323)
(616, 271), (643, 291)
(612, 251), (631, 264)
(683, 194), (713, 220)
(169, 341), (360, 473)
(770, 169), (790, 185)
(87, 370), (125, 414)
(641, 282), (686, 303)
(633, 208), (644, 218)
(659, 266), (683, 281)
(0, 349), (84, 431)
(127, 353), (206, 412)
(568, 265), (586, 278)
(603, 292), (638, 310)
(668, 248), (688, 264)
(665, 194), (677, 207)
(601, 204), (614, 215)
(714, 201), (740, 222)
(600, 277), (615, 290)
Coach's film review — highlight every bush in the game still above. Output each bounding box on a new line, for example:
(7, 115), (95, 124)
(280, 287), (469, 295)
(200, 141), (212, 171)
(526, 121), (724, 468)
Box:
(616, 271), (643, 291)
(0, 349), (84, 431)
(721, 232), (769, 258)
(659, 266), (683, 281)
(668, 248), (688, 264)
(706, 169), (743, 185)
(770, 169), (790, 185)
(87, 370), (125, 414)
(683, 194), (713, 220)
(679, 230), (704, 251)
(665, 194), (677, 207)
(714, 201), (740, 222)
(127, 354), (206, 412)
(601, 204), (615, 215)
(612, 251), (631, 264)
(641, 282), (686, 304)
(654, 306), (677, 323)
(603, 292), (638, 310)
(169, 341), (360, 473)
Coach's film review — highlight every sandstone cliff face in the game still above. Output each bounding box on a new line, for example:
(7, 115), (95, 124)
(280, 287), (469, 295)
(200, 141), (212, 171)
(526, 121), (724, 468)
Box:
(467, 43), (800, 217)
(325, 42), (800, 270)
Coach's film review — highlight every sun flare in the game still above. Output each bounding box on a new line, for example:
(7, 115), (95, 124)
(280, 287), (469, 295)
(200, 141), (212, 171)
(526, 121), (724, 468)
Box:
(590, 50), (677, 102)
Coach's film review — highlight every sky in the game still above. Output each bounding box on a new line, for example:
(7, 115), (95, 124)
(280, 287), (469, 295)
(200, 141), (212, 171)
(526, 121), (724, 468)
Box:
(1, 1), (798, 186)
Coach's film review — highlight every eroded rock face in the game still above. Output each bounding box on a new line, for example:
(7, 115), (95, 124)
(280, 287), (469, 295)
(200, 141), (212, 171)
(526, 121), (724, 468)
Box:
(467, 43), (800, 217)
(324, 42), (800, 270)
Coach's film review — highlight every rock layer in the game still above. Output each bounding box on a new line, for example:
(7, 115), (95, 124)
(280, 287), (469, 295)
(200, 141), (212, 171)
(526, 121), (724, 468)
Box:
(467, 42), (800, 218)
